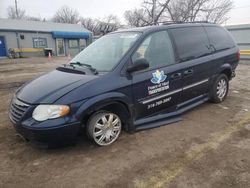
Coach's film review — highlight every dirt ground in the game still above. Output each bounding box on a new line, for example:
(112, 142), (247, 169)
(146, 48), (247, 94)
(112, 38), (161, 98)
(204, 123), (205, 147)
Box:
(1, 57), (250, 188)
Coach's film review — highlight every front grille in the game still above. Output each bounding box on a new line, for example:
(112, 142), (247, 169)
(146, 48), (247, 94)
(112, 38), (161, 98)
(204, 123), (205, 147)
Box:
(9, 97), (29, 123)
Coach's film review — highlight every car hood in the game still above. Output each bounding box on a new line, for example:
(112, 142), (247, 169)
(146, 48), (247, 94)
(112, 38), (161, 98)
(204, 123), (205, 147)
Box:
(16, 69), (98, 104)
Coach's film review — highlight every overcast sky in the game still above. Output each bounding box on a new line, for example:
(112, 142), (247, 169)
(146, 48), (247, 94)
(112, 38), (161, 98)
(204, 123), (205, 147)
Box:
(0, 0), (249, 25)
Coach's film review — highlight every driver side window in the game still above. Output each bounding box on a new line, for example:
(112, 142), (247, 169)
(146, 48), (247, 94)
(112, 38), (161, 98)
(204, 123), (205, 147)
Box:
(132, 31), (175, 69)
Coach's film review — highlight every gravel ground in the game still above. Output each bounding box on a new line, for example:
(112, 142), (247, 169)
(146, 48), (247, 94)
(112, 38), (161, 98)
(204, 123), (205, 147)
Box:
(0, 57), (250, 188)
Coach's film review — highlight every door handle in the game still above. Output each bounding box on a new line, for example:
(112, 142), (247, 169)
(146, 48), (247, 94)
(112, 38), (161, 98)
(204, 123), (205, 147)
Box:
(170, 73), (182, 80)
(184, 69), (194, 76)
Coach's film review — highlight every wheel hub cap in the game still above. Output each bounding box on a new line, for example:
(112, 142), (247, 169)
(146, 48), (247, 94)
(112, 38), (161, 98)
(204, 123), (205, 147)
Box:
(93, 113), (121, 146)
(216, 78), (227, 99)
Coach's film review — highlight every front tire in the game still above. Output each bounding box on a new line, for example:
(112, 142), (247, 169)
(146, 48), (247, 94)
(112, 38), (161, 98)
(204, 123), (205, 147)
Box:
(87, 111), (122, 146)
(210, 74), (229, 103)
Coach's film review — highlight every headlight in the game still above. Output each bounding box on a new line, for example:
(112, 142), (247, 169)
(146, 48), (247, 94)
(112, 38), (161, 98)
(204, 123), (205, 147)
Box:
(32, 105), (70, 121)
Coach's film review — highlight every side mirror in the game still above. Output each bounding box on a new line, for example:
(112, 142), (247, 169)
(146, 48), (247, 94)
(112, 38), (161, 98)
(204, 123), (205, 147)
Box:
(127, 58), (149, 73)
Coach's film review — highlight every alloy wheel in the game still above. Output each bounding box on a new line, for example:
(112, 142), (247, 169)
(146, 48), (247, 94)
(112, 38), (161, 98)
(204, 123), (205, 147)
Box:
(92, 113), (121, 146)
(216, 78), (227, 100)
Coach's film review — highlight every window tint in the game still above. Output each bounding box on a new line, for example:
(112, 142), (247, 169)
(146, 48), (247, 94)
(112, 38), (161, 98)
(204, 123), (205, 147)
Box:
(170, 27), (210, 61)
(132, 31), (175, 68)
(205, 26), (235, 51)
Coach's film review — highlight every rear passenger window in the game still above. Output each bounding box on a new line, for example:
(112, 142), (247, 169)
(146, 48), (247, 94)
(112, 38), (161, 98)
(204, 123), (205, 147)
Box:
(205, 26), (235, 51)
(170, 27), (210, 61)
(132, 31), (175, 68)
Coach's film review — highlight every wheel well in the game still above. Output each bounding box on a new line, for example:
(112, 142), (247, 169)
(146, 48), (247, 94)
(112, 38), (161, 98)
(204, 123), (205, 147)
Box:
(81, 102), (131, 132)
(221, 69), (232, 80)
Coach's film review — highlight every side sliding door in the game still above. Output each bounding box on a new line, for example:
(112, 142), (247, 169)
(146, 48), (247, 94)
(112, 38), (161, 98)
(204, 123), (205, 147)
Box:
(169, 26), (214, 104)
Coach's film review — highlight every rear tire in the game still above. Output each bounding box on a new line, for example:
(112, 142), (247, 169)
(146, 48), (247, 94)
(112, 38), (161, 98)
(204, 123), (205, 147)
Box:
(87, 111), (122, 146)
(210, 74), (229, 103)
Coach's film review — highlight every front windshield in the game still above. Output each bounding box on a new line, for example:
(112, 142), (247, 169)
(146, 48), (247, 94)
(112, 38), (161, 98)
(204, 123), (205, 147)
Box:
(71, 32), (141, 72)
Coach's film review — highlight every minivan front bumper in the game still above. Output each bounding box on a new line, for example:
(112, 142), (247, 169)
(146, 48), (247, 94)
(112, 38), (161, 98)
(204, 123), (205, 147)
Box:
(9, 97), (82, 145)
(10, 118), (81, 144)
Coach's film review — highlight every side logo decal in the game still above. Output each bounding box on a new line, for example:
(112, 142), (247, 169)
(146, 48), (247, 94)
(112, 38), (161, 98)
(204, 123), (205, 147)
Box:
(151, 70), (167, 84)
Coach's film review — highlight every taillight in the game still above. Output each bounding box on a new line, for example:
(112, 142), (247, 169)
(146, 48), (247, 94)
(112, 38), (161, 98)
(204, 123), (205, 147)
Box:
(236, 50), (240, 61)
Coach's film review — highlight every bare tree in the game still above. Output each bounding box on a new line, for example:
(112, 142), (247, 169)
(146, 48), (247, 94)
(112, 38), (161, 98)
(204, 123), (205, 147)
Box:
(93, 15), (121, 35)
(124, 8), (148, 27)
(102, 14), (121, 29)
(165, 0), (210, 22)
(7, 6), (26, 19)
(166, 0), (233, 24)
(201, 0), (233, 24)
(80, 17), (99, 32)
(80, 15), (120, 35)
(7, 6), (44, 21)
(142, 0), (171, 24)
(124, 0), (171, 26)
(25, 16), (43, 21)
(52, 6), (80, 24)
(124, 0), (233, 26)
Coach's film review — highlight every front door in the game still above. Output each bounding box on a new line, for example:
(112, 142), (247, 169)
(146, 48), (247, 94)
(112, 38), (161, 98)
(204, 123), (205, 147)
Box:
(56, 38), (65, 56)
(0, 36), (6, 57)
(131, 31), (182, 120)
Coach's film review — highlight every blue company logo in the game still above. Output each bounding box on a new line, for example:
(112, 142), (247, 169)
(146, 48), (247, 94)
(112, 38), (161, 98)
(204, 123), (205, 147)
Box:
(151, 70), (167, 84)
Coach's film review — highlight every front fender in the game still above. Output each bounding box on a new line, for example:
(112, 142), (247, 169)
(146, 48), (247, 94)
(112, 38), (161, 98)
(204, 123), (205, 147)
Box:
(75, 92), (133, 120)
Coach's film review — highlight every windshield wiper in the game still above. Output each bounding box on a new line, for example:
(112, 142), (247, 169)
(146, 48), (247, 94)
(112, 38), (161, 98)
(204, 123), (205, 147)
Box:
(58, 64), (86, 74)
(70, 62), (98, 75)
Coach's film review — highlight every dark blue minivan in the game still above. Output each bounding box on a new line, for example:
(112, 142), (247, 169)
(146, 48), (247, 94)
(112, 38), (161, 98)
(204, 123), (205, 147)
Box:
(9, 23), (239, 146)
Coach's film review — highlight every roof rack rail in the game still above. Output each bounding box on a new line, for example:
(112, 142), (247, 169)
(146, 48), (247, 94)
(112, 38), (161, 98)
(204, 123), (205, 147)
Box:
(160, 21), (213, 25)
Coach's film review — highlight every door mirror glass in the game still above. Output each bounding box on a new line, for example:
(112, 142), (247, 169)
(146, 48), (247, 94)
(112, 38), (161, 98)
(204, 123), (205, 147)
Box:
(127, 58), (149, 73)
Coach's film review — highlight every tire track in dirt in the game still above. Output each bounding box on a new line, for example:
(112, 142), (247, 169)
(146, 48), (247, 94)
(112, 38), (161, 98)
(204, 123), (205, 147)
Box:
(135, 112), (250, 188)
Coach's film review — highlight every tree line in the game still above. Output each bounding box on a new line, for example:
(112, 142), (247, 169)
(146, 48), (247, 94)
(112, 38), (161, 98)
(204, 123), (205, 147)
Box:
(7, 5), (120, 35)
(124, 0), (233, 27)
(7, 0), (233, 35)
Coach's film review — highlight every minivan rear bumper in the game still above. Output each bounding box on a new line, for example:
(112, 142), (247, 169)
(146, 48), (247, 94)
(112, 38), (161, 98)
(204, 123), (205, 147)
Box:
(11, 120), (81, 144)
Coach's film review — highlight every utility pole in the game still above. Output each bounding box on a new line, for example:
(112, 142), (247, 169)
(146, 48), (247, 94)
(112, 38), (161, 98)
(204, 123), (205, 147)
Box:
(152, 0), (156, 25)
(15, 0), (19, 18)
